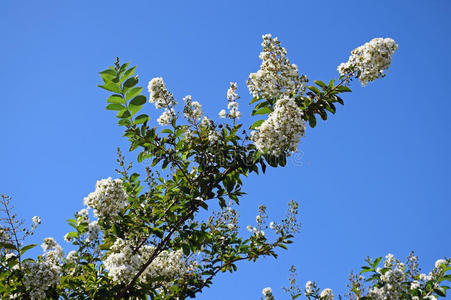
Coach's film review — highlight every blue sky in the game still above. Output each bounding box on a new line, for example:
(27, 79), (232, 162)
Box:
(1, 0), (450, 298)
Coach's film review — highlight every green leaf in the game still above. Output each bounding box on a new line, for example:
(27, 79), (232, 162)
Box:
(129, 95), (146, 106)
(435, 287), (446, 297)
(123, 76), (139, 89)
(336, 85), (352, 93)
(0, 242), (17, 251)
(117, 110), (131, 119)
(314, 80), (327, 90)
(122, 66), (136, 82)
(99, 69), (117, 82)
(125, 87), (143, 101)
(328, 79), (335, 88)
(308, 114), (316, 128)
(161, 129), (173, 134)
(250, 97), (262, 104)
(106, 103), (126, 111)
(308, 86), (321, 94)
(134, 114), (149, 124)
(250, 119), (264, 129)
(98, 82), (122, 94)
(107, 95), (124, 104)
(20, 244), (37, 255)
(129, 95), (147, 115)
(118, 119), (131, 126)
(253, 107), (272, 116)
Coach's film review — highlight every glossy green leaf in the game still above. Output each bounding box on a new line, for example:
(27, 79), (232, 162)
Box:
(125, 87), (143, 101)
(107, 95), (124, 104)
(106, 103), (126, 111)
(253, 107), (272, 116)
(250, 119), (264, 129)
(98, 82), (122, 94)
(134, 114), (149, 124)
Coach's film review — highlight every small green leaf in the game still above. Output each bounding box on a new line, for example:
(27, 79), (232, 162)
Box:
(435, 287), (446, 297)
(253, 107), (272, 116)
(250, 97), (262, 105)
(161, 129), (173, 134)
(129, 95), (146, 106)
(308, 114), (316, 128)
(314, 80), (327, 90)
(134, 114), (149, 124)
(122, 66), (136, 82)
(117, 110), (131, 118)
(118, 119), (132, 126)
(20, 244), (37, 255)
(336, 85), (352, 92)
(99, 69), (117, 82)
(308, 86), (321, 94)
(125, 87), (143, 101)
(106, 104), (126, 111)
(250, 119), (264, 129)
(107, 95), (124, 104)
(98, 82), (122, 94)
(123, 76), (138, 88)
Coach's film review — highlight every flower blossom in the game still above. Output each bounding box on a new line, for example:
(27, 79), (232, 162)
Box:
(247, 34), (308, 100)
(147, 77), (176, 108)
(250, 96), (305, 156)
(337, 38), (398, 86)
(83, 178), (128, 220)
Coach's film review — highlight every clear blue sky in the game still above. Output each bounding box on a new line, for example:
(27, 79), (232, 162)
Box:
(1, 0), (450, 298)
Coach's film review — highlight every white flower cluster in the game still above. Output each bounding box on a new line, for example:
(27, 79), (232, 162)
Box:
(368, 253), (407, 300)
(86, 220), (100, 242)
(183, 95), (203, 121)
(246, 225), (265, 238)
(320, 288), (334, 300)
(23, 237), (63, 300)
(262, 287), (275, 300)
(103, 238), (189, 285)
(83, 178), (128, 220)
(147, 77), (176, 109)
(157, 108), (175, 126)
(247, 34), (308, 100)
(250, 96), (305, 156)
(337, 38), (398, 86)
(305, 281), (314, 296)
(219, 82), (241, 119)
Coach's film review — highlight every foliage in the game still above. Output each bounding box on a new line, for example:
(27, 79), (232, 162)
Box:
(0, 34), (449, 300)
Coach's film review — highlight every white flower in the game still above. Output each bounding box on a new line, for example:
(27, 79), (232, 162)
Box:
(247, 34), (308, 100)
(183, 95), (203, 121)
(147, 77), (176, 108)
(246, 225), (253, 232)
(86, 220), (100, 242)
(219, 109), (227, 118)
(32, 216), (41, 225)
(269, 221), (275, 229)
(227, 82), (239, 101)
(83, 178), (128, 220)
(64, 233), (73, 243)
(320, 288), (334, 300)
(103, 238), (190, 285)
(5, 252), (16, 260)
(410, 280), (420, 290)
(256, 215), (262, 223)
(251, 96), (305, 156)
(262, 287), (274, 300)
(434, 259), (447, 269)
(338, 38), (398, 86)
(305, 281), (314, 296)
(227, 223), (235, 230)
(157, 108), (175, 126)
